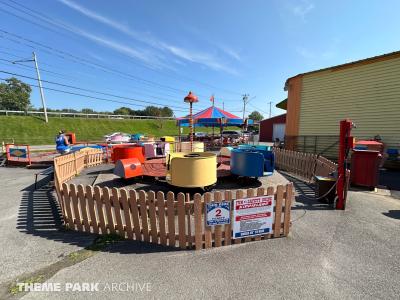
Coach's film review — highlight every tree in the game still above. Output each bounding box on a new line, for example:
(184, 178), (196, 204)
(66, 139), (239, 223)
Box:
(0, 77), (32, 111)
(143, 106), (160, 116)
(61, 108), (78, 113)
(114, 107), (132, 115)
(248, 110), (263, 121)
(81, 108), (95, 114)
(160, 106), (173, 117)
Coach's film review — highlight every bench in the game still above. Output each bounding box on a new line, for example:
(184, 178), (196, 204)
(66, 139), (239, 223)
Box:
(34, 166), (54, 189)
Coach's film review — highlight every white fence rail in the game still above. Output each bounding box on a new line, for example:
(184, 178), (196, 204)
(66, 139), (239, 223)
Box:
(0, 110), (175, 120)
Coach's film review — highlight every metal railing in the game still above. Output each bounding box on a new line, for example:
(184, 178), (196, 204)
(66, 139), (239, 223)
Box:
(0, 110), (175, 120)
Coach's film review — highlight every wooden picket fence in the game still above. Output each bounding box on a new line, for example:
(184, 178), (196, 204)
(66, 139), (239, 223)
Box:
(274, 148), (337, 182)
(54, 149), (104, 217)
(51, 148), (344, 251)
(54, 149), (103, 185)
(59, 182), (293, 250)
(52, 148), (294, 250)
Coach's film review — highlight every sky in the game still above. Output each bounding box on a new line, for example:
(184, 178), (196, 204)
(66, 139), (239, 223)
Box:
(0, 0), (399, 118)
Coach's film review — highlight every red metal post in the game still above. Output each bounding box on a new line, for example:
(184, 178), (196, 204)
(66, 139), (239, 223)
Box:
(336, 119), (353, 210)
(27, 145), (31, 165)
(184, 91), (198, 153)
(5, 144), (11, 161)
(189, 102), (193, 152)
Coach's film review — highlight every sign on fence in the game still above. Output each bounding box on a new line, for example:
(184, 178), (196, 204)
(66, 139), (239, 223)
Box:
(6, 144), (31, 164)
(233, 196), (274, 239)
(9, 148), (27, 158)
(206, 201), (231, 226)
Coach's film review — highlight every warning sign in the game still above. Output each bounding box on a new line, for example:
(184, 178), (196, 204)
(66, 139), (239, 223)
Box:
(232, 196), (274, 239)
(206, 201), (231, 226)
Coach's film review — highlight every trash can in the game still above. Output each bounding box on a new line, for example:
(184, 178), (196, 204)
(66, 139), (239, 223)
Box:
(355, 140), (384, 153)
(350, 150), (381, 188)
(315, 176), (336, 204)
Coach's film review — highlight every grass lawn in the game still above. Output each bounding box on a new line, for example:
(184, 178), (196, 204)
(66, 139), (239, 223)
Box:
(0, 116), (237, 145)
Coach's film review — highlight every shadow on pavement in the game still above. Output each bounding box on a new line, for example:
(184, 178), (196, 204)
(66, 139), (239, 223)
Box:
(279, 172), (335, 211)
(16, 184), (182, 254)
(382, 210), (400, 220)
(17, 185), (94, 247)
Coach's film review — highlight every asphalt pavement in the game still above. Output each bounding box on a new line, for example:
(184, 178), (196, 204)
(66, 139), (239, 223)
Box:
(0, 168), (95, 286)
(1, 167), (399, 300)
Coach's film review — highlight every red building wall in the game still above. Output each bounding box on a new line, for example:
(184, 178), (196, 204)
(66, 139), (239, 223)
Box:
(259, 114), (286, 142)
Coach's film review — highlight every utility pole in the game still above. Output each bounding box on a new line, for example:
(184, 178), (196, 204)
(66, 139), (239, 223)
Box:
(13, 52), (48, 123)
(242, 94), (249, 121)
(33, 52), (48, 123)
(242, 94), (250, 130)
(268, 101), (272, 119)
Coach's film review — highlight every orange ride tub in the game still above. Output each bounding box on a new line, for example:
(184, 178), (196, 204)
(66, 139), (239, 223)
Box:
(112, 145), (145, 163)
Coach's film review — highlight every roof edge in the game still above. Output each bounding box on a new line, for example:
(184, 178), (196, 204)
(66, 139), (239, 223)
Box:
(284, 50), (400, 90)
(260, 113), (286, 122)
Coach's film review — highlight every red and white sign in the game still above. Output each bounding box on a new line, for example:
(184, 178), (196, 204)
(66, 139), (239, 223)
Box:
(232, 196), (274, 239)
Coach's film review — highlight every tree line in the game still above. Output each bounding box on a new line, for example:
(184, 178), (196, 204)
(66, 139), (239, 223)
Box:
(32, 106), (173, 117)
(0, 77), (173, 117)
(0, 77), (264, 120)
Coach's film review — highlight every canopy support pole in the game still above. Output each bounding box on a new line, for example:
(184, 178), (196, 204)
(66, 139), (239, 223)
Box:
(189, 102), (193, 152)
(178, 124), (181, 145)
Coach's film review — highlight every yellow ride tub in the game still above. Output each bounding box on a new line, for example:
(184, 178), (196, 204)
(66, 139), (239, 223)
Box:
(161, 136), (175, 152)
(166, 152), (217, 189)
(175, 141), (204, 153)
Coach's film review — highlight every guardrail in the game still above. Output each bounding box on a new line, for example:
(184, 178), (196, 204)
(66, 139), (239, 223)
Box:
(0, 110), (175, 120)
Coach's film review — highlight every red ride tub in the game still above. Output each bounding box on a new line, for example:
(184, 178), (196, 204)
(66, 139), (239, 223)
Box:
(112, 145), (145, 163)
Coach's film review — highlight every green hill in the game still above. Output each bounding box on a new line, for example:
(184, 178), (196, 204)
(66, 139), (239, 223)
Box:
(0, 116), (234, 145)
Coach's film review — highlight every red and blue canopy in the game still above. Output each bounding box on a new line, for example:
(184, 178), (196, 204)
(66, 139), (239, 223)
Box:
(177, 106), (252, 127)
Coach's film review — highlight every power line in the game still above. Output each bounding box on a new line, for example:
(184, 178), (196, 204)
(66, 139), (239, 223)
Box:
(0, 76), (188, 112)
(0, 44), (30, 54)
(0, 32), (242, 110)
(0, 56), (239, 114)
(248, 102), (270, 116)
(10, 0), (243, 96)
(0, 55), (194, 103)
(0, 28), (188, 94)
(0, 69), (188, 110)
(0, 6), (82, 53)
(0, 57), (82, 80)
(1, 0), (243, 97)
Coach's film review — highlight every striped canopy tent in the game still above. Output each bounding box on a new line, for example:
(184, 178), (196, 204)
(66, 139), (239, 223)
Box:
(177, 106), (251, 127)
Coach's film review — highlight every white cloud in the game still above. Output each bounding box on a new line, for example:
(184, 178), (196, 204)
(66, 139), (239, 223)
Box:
(217, 44), (241, 62)
(57, 0), (238, 74)
(162, 44), (239, 75)
(287, 0), (314, 20)
(57, 0), (158, 47)
(58, 0), (130, 35)
(64, 24), (168, 69)
(181, 25), (242, 62)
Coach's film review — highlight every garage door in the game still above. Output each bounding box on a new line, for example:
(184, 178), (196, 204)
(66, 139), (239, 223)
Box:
(273, 123), (286, 141)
